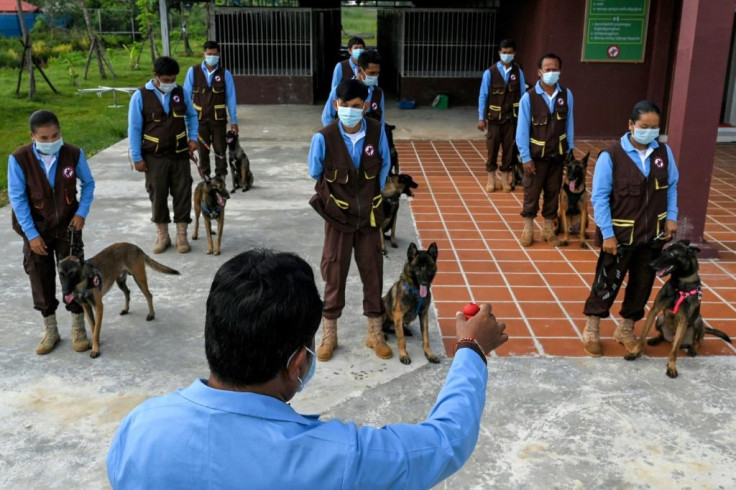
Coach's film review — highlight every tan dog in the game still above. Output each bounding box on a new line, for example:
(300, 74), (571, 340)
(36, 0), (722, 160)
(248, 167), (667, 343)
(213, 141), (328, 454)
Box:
(558, 151), (590, 247)
(192, 175), (230, 255)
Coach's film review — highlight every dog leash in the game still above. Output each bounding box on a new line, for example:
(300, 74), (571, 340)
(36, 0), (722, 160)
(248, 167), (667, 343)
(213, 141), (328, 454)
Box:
(190, 153), (211, 184)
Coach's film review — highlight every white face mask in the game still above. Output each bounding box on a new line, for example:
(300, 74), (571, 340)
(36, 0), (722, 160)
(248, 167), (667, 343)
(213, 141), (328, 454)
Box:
(287, 346), (316, 392)
(541, 71), (560, 86)
(157, 80), (177, 93)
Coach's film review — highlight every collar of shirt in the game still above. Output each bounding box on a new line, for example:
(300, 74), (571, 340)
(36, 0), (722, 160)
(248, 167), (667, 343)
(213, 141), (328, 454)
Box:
(145, 79), (170, 106)
(621, 132), (658, 174)
(349, 57), (359, 74)
(32, 142), (58, 178)
(497, 61), (512, 75)
(338, 118), (366, 148)
(535, 80), (559, 101)
(179, 379), (320, 425)
(200, 61), (219, 84)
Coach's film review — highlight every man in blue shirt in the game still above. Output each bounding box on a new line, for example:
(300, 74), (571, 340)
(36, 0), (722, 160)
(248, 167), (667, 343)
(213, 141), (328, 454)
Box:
(107, 249), (508, 489)
(8, 110), (95, 355)
(183, 40), (239, 178)
(331, 37), (365, 90)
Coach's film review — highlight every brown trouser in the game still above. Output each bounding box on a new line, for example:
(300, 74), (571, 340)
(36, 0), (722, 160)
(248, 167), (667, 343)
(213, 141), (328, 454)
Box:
(583, 244), (663, 321)
(23, 236), (83, 318)
(485, 120), (517, 172)
(321, 223), (384, 319)
(521, 157), (564, 219)
(198, 120), (228, 177)
(144, 153), (193, 224)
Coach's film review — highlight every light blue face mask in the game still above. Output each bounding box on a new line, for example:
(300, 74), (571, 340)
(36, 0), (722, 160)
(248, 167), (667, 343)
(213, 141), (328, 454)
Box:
(337, 106), (363, 128)
(205, 55), (220, 66)
(287, 346), (316, 392)
(541, 71), (560, 86)
(632, 127), (660, 145)
(363, 73), (379, 87)
(35, 137), (63, 155)
(351, 48), (364, 61)
(500, 53), (515, 64)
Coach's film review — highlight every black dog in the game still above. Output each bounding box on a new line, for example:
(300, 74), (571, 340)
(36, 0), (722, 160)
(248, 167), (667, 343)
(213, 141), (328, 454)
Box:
(225, 130), (253, 193)
(385, 123), (399, 175)
(380, 173), (418, 255)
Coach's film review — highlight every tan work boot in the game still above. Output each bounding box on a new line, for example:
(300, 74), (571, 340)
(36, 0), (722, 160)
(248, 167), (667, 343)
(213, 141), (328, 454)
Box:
(485, 171), (497, 193)
(36, 315), (60, 355)
(582, 315), (602, 357)
(365, 316), (392, 359)
(614, 318), (639, 352)
(176, 222), (190, 253)
(317, 317), (338, 362)
(541, 219), (562, 246)
(500, 171), (512, 192)
(520, 217), (534, 247)
(153, 223), (171, 254)
(71, 312), (90, 352)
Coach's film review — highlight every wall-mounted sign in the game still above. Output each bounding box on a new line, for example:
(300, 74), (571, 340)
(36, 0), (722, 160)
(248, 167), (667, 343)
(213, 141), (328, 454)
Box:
(582, 0), (650, 63)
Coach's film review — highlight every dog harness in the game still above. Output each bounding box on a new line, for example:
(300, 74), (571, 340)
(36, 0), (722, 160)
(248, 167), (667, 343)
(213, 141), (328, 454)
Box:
(670, 284), (702, 315)
(402, 282), (425, 316)
(563, 185), (584, 216)
(202, 203), (222, 220)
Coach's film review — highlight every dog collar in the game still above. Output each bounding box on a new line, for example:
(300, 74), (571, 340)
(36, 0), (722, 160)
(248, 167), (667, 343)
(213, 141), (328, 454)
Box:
(202, 202), (221, 219)
(402, 282), (425, 316)
(670, 285), (702, 314)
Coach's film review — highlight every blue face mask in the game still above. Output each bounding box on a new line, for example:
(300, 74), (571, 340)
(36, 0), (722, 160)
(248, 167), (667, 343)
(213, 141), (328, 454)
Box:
(541, 71), (560, 86)
(337, 106), (363, 128)
(287, 346), (316, 392)
(205, 55), (219, 66)
(500, 53), (515, 64)
(632, 127), (660, 145)
(35, 137), (63, 155)
(351, 48), (364, 61)
(363, 73), (379, 87)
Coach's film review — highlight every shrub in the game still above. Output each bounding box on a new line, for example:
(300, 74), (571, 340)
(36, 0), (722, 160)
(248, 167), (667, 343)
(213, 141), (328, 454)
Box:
(52, 44), (73, 55)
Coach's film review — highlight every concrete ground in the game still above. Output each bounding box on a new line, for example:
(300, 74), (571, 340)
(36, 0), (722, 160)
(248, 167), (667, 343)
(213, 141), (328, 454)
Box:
(0, 104), (734, 489)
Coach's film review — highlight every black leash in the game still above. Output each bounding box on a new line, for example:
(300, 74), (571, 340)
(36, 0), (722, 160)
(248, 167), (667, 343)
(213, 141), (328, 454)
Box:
(67, 225), (84, 262)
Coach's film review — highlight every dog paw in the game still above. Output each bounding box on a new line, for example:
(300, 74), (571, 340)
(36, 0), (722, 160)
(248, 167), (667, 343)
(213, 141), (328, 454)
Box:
(120, 309), (129, 316)
(207, 249), (213, 255)
(391, 242), (398, 248)
(425, 353), (440, 364)
(559, 240), (569, 247)
(146, 314), (155, 321)
(624, 352), (641, 361)
(90, 350), (100, 359)
(686, 347), (697, 357)
(400, 355), (412, 365)
(214, 250), (221, 256)
(666, 367), (678, 378)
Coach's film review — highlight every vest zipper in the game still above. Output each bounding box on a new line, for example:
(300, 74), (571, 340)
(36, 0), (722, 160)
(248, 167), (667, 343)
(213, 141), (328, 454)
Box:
(52, 187), (60, 238)
(355, 168), (361, 230)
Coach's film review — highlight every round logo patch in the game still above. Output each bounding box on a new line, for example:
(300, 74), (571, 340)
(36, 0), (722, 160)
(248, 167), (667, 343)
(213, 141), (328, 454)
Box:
(607, 45), (621, 58)
(371, 102), (379, 111)
(510, 73), (517, 80)
(654, 157), (664, 169)
(62, 166), (75, 180)
(173, 95), (181, 103)
(215, 75), (221, 82)
(557, 97), (565, 106)
(364, 144), (376, 157)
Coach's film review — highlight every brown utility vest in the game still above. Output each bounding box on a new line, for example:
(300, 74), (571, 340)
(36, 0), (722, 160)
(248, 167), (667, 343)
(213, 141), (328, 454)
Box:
(364, 86), (383, 124)
(596, 140), (670, 247)
(528, 85), (569, 160)
(139, 85), (189, 157)
(340, 59), (356, 84)
(309, 118), (385, 233)
(485, 63), (521, 124)
(191, 65), (227, 124)
(11, 143), (80, 240)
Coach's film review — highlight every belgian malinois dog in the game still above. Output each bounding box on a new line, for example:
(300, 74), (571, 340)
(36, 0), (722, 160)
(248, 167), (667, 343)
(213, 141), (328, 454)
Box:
(558, 151), (591, 247)
(192, 175), (230, 255)
(625, 240), (732, 378)
(380, 173), (419, 255)
(382, 242), (439, 365)
(226, 130), (253, 193)
(385, 123), (399, 175)
(58, 243), (180, 358)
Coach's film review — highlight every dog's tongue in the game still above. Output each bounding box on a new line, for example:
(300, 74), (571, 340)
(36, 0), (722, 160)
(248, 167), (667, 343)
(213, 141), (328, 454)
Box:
(420, 285), (428, 298)
(217, 194), (226, 208)
(63, 293), (75, 305)
(569, 181), (578, 193)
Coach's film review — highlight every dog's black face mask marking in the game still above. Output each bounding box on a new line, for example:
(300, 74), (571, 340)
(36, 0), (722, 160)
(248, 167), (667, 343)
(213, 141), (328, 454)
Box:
(397, 174), (418, 198)
(650, 240), (700, 278)
(406, 242), (438, 297)
(225, 130), (237, 147)
(565, 152), (589, 193)
(58, 259), (83, 300)
(209, 176), (231, 207)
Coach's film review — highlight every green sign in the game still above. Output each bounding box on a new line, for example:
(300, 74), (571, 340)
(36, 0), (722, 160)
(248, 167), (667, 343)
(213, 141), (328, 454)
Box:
(582, 0), (650, 62)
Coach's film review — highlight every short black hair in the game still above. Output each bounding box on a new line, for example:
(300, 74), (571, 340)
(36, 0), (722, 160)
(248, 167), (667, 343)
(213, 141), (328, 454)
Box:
(537, 53), (562, 69)
(336, 78), (369, 102)
(499, 39), (516, 50)
(630, 100), (661, 122)
(153, 56), (180, 76)
(203, 40), (220, 52)
(29, 110), (60, 133)
(347, 37), (365, 49)
(358, 49), (381, 70)
(205, 250), (323, 387)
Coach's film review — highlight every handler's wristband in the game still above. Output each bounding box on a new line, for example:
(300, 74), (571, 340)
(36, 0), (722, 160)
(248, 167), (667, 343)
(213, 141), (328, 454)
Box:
(455, 337), (487, 364)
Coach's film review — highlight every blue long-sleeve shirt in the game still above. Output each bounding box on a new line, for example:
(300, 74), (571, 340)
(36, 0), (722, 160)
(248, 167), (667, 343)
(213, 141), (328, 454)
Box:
(183, 62), (238, 125)
(128, 80), (199, 163)
(478, 61), (526, 121)
(516, 81), (575, 163)
(308, 119), (391, 191)
(8, 143), (95, 241)
(107, 348), (488, 489)
(321, 85), (385, 129)
(592, 134), (679, 240)
(331, 58), (359, 90)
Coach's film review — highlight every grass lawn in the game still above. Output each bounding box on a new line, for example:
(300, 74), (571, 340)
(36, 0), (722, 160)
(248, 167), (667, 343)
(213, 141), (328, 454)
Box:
(0, 48), (201, 202)
(341, 8), (377, 46)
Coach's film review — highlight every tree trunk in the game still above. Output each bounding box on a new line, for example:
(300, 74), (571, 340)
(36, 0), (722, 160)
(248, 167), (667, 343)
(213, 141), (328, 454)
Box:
(16, 0), (35, 99)
(78, 0), (116, 79)
(181, 3), (192, 57)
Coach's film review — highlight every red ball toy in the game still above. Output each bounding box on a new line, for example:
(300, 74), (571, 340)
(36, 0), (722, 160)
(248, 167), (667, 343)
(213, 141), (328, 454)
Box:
(463, 303), (480, 320)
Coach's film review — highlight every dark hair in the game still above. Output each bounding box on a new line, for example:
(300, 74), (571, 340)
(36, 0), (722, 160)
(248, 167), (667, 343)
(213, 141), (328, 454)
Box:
(358, 49), (381, 70)
(537, 53), (562, 69)
(336, 78), (369, 102)
(153, 56), (180, 76)
(630, 100), (661, 122)
(203, 40), (220, 52)
(499, 39), (516, 50)
(347, 37), (365, 49)
(205, 250), (323, 387)
(29, 110), (60, 133)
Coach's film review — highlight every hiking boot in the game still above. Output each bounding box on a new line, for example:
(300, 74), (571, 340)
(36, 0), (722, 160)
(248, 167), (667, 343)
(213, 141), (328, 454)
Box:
(500, 171), (512, 192)
(582, 315), (602, 357)
(520, 217), (534, 247)
(36, 315), (60, 355)
(71, 312), (90, 352)
(153, 223), (171, 254)
(365, 316), (392, 359)
(317, 317), (338, 362)
(541, 219), (562, 246)
(176, 222), (190, 253)
(485, 172), (497, 193)
(614, 318), (639, 352)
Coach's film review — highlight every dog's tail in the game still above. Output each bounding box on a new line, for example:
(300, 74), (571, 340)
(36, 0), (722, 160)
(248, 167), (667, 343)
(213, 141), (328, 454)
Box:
(143, 255), (181, 275)
(705, 327), (732, 344)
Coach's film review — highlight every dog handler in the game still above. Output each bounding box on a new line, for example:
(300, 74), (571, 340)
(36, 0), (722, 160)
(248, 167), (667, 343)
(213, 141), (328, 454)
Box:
(581, 100), (678, 356)
(8, 110), (95, 355)
(308, 79), (391, 361)
(330, 36), (366, 90)
(183, 40), (238, 178)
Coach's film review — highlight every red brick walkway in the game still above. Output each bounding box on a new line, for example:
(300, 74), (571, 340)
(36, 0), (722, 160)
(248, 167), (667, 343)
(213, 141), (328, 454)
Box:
(397, 139), (736, 357)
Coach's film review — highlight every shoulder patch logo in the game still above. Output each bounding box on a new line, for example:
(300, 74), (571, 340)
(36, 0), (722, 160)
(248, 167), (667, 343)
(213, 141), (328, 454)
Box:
(62, 166), (75, 180)
(654, 157), (664, 169)
(173, 95), (181, 103)
(557, 97), (565, 106)
(364, 144), (376, 157)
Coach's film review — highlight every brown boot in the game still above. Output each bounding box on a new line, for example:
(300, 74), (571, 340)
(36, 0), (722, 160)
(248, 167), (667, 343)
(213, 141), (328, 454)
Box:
(36, 315), (60, 355)
(365, 316), (392, 359)
(71, 313), (90, 352)
(153, 223), (171, 254)
(541, 219), (562, 246)
(520, 217), (534, 247)
(614, 318), (639, 352)
(176, 222), (190, 253)
(582, 316), (602, 357)
(485, 172), (497, 193)
(500, 171), (512, 192)
(316, 317), (338, 361)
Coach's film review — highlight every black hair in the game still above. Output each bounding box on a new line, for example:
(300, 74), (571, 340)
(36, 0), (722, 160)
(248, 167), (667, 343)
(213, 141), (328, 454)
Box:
(153, 56), (180, 76)
(203, 40), (220, 52)
(205, 250), (323, 387)
(499, 39), (516, 50)
(358, 49), (381, 70)
(29, 110), (60, 133)
(537, 53), (562, 69)
(336, 78), (369, 102)
(630, 100), (661, 122)
(347, 37), (365, 49)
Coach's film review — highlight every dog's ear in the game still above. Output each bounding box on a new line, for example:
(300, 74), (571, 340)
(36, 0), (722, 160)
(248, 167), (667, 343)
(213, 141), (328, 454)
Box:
(566, 150), (575, 164)
(582, 152), (590, 167)
(680, 239), (691, 246)
(427, 242), (438, 261)
(407, 243), (418, 261)
(690, 245), (701, 255)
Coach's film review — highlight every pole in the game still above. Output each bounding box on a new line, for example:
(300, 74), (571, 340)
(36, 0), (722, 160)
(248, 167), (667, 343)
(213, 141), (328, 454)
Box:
(159, 0), (170, 57)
